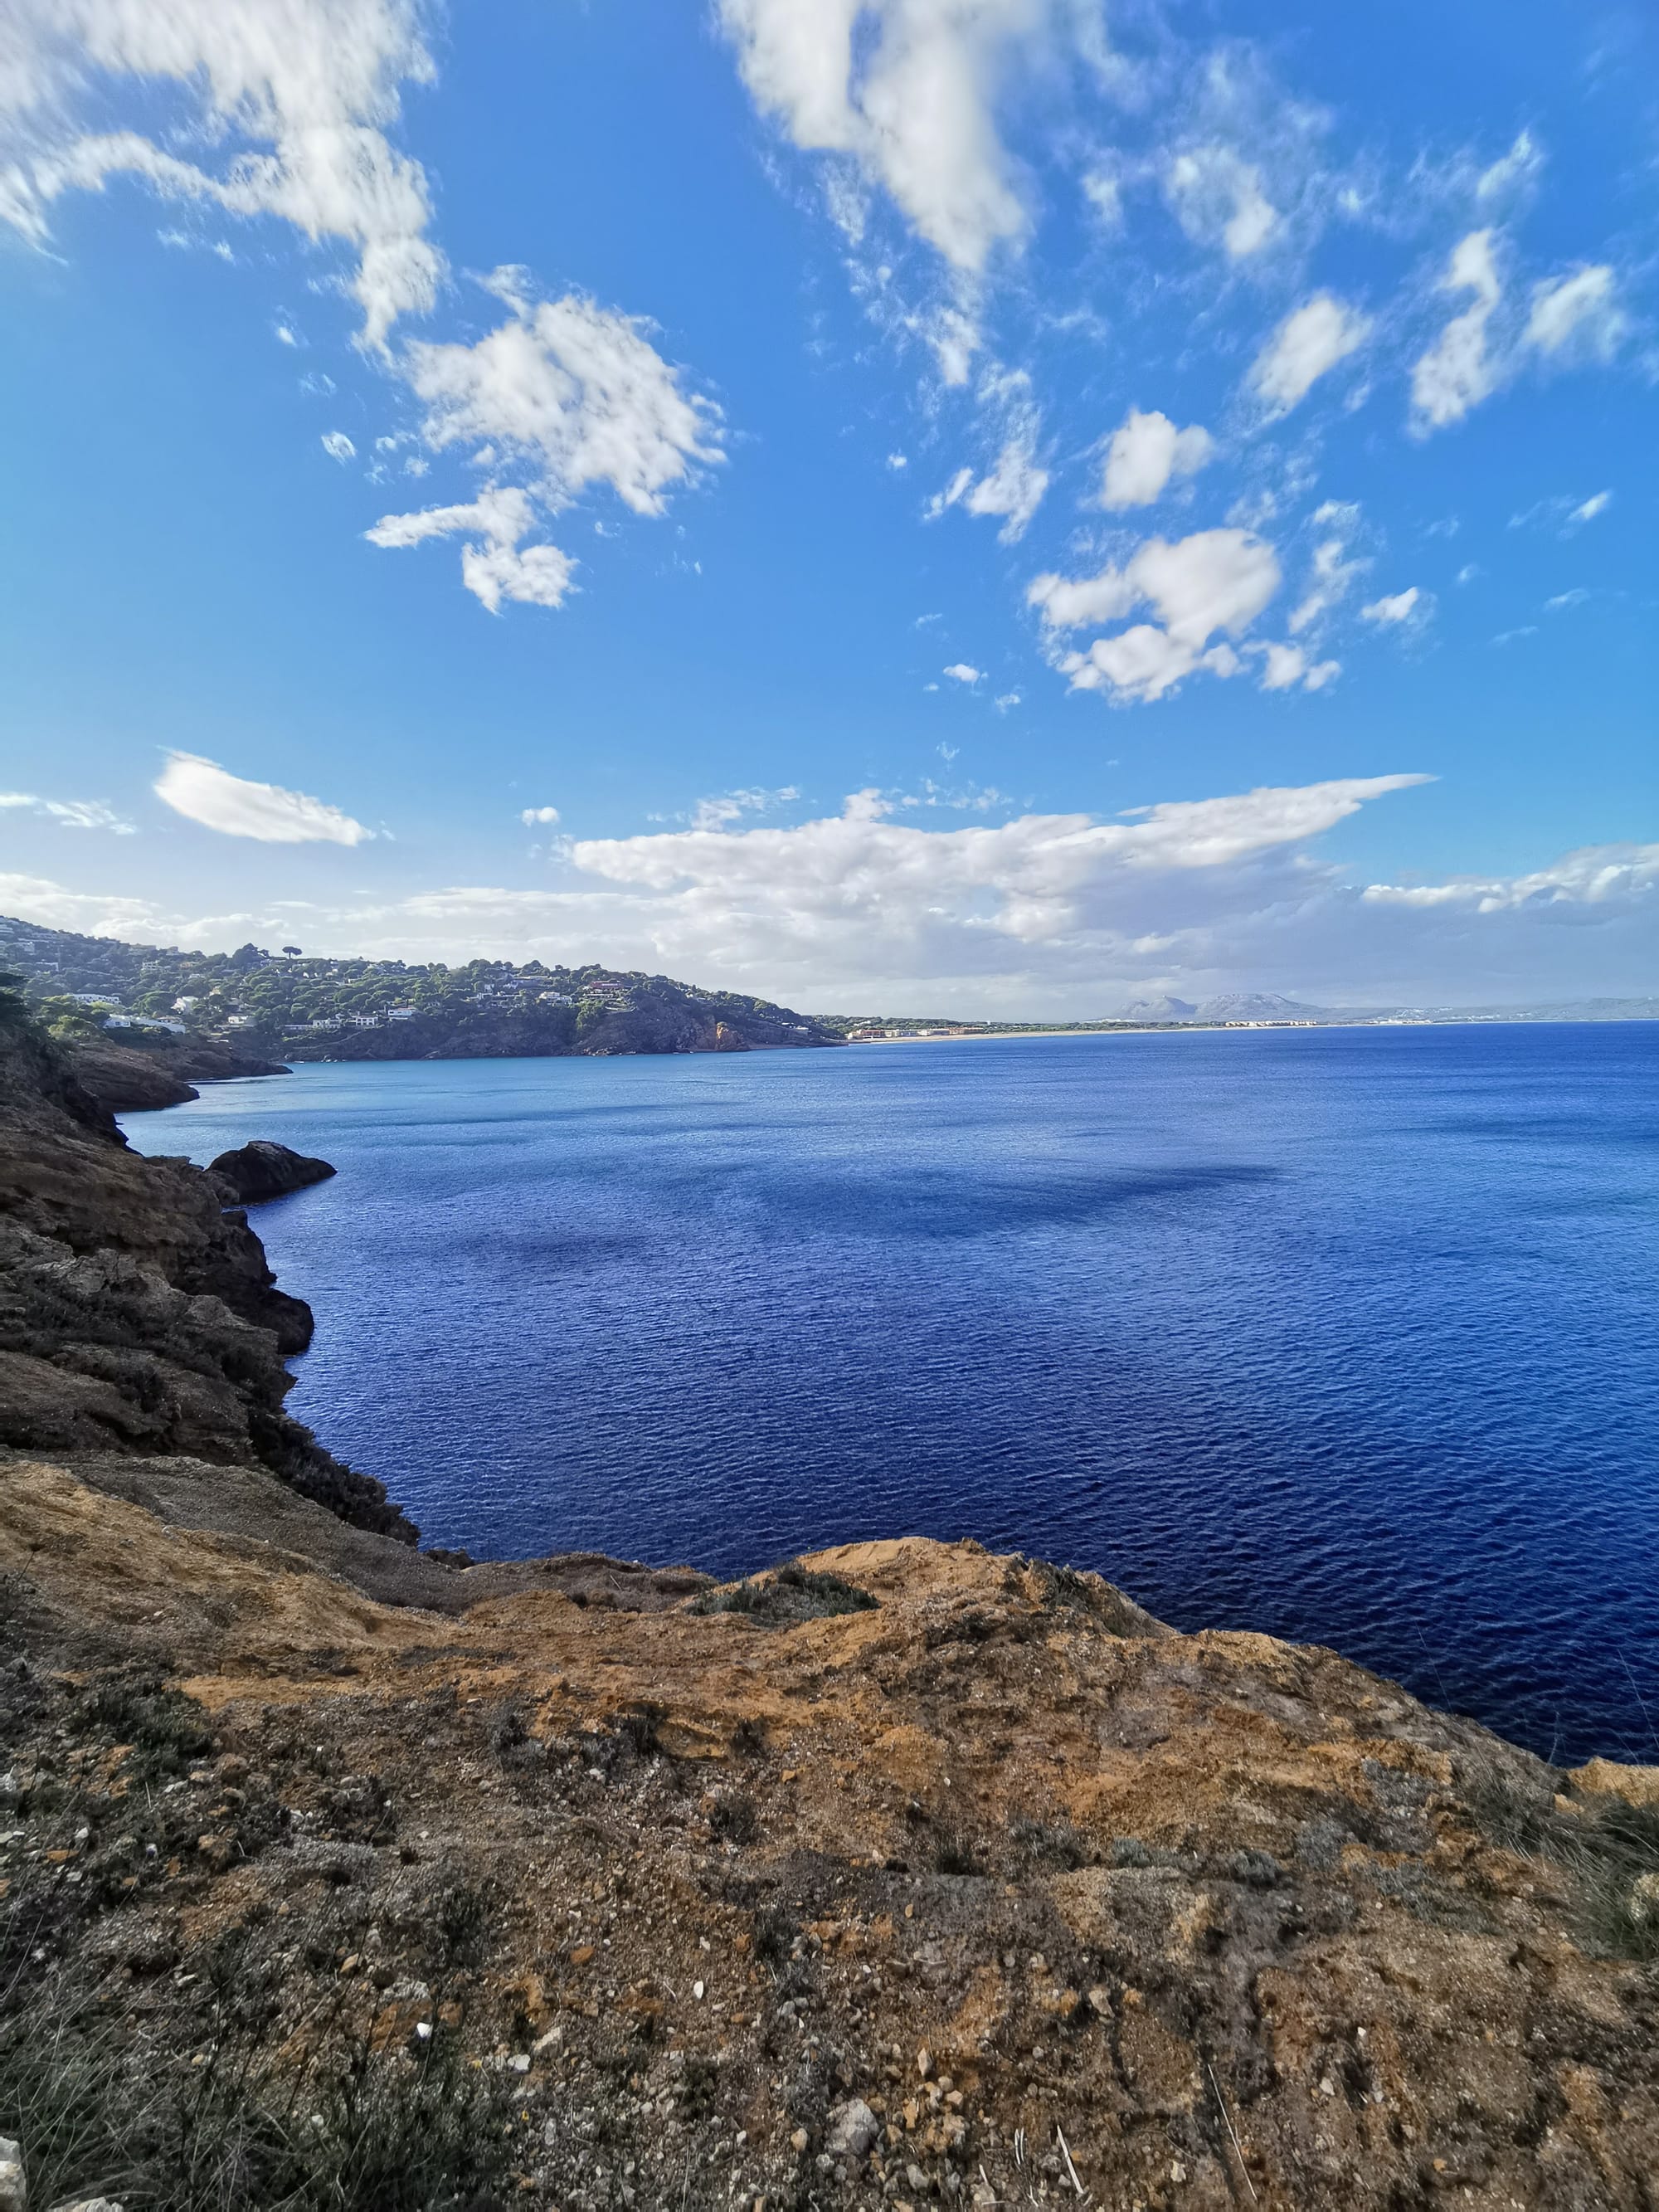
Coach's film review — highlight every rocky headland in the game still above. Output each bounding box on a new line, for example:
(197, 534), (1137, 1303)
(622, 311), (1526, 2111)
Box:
(63, 1037), (292, 1115)
(0, 1007), (1656, 2211)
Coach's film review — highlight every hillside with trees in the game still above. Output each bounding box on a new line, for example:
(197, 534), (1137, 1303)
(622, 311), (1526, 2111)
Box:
(0, 914), (843, 1064)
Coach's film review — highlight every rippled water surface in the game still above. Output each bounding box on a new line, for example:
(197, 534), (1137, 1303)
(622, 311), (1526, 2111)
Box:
(125, 1024), (1659, 1763)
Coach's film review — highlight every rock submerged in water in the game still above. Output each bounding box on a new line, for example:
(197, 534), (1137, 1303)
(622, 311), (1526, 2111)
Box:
(208, 1139), (337, 1205)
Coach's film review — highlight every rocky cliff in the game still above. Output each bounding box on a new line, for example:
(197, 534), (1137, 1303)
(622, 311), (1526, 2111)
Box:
(0, 1016), (410, 1537)
(1, 1014), (1656, 2212)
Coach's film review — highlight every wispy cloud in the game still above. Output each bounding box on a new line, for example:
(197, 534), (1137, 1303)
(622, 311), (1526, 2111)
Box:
(153, 753), (373, 845)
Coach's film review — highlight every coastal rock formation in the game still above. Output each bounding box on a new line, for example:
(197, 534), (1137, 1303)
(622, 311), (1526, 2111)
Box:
(66, 1035), (289, 1113)
(209, 1138), (337, 1205)
(2, 1459), (1657, 2210)
(66, 1039), (200, 1110)
(0, 1016), (409, 1537)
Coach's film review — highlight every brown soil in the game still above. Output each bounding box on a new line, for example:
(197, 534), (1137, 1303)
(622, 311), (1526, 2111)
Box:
(5, 1453), (1657, 2211)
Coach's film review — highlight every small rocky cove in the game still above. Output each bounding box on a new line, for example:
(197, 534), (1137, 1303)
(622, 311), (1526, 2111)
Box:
(0, 1012), (1657, 2210)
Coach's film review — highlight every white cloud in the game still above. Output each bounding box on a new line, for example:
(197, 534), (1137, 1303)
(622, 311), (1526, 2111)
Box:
(1361, 587), (1427, 626)
(404, 272), (723, 519)
(1475, 130), (1543, 205)
(1248, 294), (1371, 414)
(365, 486), (575, 614)
(563, 777), (1428, 969)
(0, 792), (134, 833)
(886, 451), (908, 470)
(28, 795), (1659, 1009)
(942, 663), (983, 685)
(0, 0), (444, 348)
(715, 0), (1096, 272)
(1410, 228), (1502, 432)
(1364, 844), (1659, 915)
(994, 690), (1020, 712)
(688, 787), (800, 831)
(1571, 490), (1612, 528)
(1029, 528), (1282, 704)
(1164, 145), (1279, 258)
(1524, 265), (1624, 363)
(927, 374), (1048, 541)
(153, 753), (372, 845)
(520, 806), (562, 826)
(0, 6), (724, 618)
(1255, 642), (1340, 693)
(1099, 408), (1214, 509)
(1288, 512), (1367, 636)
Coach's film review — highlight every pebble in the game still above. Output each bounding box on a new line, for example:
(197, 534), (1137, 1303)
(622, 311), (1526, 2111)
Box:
(825, 2098), (879, 2160)
(0, 2137), (22, 2212)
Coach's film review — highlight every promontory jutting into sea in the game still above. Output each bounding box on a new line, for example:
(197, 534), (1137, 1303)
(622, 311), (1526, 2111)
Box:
(3, 0), (1657, 2201)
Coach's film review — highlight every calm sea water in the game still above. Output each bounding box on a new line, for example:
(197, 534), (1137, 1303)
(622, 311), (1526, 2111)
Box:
(124, 1024), (1659, 1766)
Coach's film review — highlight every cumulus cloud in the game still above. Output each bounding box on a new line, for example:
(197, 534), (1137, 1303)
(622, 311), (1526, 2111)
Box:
(1361, 586), (1428, 626)
(365, 486), (575, 613)
(22, 797), (1657, 1010)
(563, 777), (1427, 966)
(942, 663), (983, 685)
(1029, 528), (1282, 703)
(0, 13), (721, 616)
(1524, 265), (1624, 363)
(1410, 229), (1503, 432)
(1363, 843), (1659, 915)
(1164, 144), (1279, 258)
(0, 792), (134, 833)
(520, 806), (562, 826)
(403, 271), (722, 519)
(0, 0), (443, 348)
(715, 0), (1101, 273)
(1099, 408), (1214, 509)
(1248, 294), (1371, 414)
(153, 753), (372, 845)
(1255, 642), (1340, 693)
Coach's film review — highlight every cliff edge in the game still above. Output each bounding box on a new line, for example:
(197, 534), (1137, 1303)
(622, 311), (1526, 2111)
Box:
(0, 1014), (411, 1538)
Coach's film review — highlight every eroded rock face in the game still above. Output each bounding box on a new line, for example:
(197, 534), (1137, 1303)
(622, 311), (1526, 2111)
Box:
(0, 1023), (410, 1538)
(208, 1140), (336, 1206)
(66, 1040), (199, 1111)
(66, 1036), (290, 1113)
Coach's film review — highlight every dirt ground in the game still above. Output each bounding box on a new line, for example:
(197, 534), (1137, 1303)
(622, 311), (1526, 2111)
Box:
(3, 1454), (1657, 2211)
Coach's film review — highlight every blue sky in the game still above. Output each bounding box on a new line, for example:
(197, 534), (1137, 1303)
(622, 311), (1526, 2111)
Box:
(1, 0), (1654, 1011)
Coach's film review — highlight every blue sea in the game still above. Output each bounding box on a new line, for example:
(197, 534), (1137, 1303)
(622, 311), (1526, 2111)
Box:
(124, 1023), (1659, 1767)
